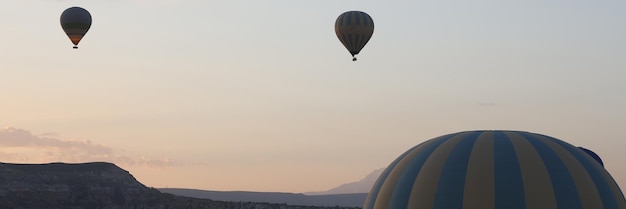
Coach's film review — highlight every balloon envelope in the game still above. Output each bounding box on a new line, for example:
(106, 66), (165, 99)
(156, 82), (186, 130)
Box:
(365, 130), (626, 209)
(335, 11), (374, 61)
(60, 7), (92, 48)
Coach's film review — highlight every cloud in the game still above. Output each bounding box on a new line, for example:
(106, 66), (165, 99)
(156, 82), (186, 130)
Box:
(0, 127), (112, 154)
(0, 127), (177, 168)
(478, 102), (499, 106)
(0, 151), (30, 162)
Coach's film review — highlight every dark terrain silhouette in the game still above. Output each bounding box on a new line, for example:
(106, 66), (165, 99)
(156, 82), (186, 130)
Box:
(0, 162), (362, 209)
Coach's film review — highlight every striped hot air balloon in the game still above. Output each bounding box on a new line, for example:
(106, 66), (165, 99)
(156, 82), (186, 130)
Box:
(60, 7), (92, 49)
(364, 130), (626, 209)
(335, 11), (374, 61)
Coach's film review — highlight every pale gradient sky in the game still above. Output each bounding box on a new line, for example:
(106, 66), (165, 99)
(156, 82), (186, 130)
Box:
(1, 0), (625, 193)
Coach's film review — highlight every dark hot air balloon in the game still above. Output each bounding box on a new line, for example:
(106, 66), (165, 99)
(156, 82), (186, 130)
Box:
(579, 146), (604, 167)
(60, 7), (92, 49)
(335, 11), (374, 61)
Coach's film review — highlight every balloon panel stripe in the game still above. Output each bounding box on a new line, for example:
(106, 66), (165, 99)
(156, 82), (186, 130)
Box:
(544, 136), (620, 209)
(493, 131), (526, 209)
(586, 143), (626, 209)
(364, 140), (426, 209)
(346, 12), (353, 26)
(432, 132), (480, 209)
(352, 34), (359, 54)
(548, 137), (623, 209)
(463, 131), (495, 209)
(374, 135), (453, 209)
(506, 133), (556, 209)
(523, 133), (580, 209)
(344, 33), (351, 52)
(535, 135), (605, 209)
(607, 177), (626, 209)
(339, 13), (345, 26)
(384, 135), (452, 209)
(353, 34), (361, 54)
(340, 33), (350, 53)
(403, 133), (467, 209)
(599, 164), (626, 209)
(338, 14), (345, 27)
(353, 33), (360, 53)
(347, 34), (355, 54)
(357, 34), (367, 54)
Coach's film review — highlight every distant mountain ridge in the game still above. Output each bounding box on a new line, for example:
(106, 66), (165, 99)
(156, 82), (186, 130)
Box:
(159, 168), (384, 207)
(305, 168), (383, 195)
(0, 162), (362, 209)
(159, 188), (367, 207)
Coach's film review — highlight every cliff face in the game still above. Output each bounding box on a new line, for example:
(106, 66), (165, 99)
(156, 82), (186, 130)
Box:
(0, 162), (148, 193)
(0, 162), (362, 209)
(0, 162), (162, 209)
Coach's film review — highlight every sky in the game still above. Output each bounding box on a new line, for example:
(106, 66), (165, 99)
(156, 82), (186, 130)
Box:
(1, 0), (625, 193)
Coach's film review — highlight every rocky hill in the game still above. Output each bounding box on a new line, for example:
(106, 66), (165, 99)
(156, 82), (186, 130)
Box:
(0, 162), (361, 209)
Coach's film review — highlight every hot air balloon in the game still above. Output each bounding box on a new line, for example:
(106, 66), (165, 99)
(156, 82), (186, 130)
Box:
(365, 130), (626, 209)
(60, 7), (92, 49)
(335, 11), (374, 61)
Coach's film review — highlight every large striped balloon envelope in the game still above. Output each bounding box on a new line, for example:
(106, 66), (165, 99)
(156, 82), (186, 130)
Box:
(364, 130), (626, 209)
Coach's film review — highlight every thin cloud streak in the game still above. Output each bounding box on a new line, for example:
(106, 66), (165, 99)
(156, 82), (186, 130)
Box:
(0, 151), (30, 162)
(0, 127), (177, 168)
(478, 102), (499, 106)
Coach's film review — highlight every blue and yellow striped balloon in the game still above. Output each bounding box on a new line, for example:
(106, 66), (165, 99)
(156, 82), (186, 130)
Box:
(365, 130), (626, 209)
